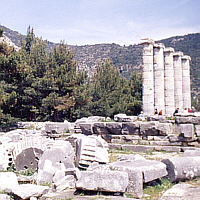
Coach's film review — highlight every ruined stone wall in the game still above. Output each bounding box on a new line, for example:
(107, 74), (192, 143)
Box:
(78, 114), (200, 152)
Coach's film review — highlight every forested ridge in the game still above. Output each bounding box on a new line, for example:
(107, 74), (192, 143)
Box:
(1, 25), (200, 131)
(1, 25), (199, 98)
(0, 27), (142, 130)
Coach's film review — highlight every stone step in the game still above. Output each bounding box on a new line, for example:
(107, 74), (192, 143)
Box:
(108, 143), (199, 153)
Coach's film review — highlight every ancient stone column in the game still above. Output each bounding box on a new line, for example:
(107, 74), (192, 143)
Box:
(141, 39), (155, 115)
(173, 52), (184, 112)
(164, 47), (175, 115)
(162, 157), (200, 182)
(182, 55), (191, 110)
(153, 43), (165, 114)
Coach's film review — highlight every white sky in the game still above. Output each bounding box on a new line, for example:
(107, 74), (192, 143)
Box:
(0, 0), (200, 45)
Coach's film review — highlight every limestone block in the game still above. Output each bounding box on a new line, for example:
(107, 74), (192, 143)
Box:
(117, 154), (146, 162)
(106, 122), (122, 134)
(74, 117), (90, 129)
(183, 150), (200, 157)
(176, 136), (197, 142)
(120, 137), (139, 144)
(37, 170), (54, 185)
(111, 159), (167, 183)
(87, 162), (110, 171)
(172, 123), (182, 135)
(153, 136), (168, 141)
(52, 170), (65, 183)
(0, 172), (18, 191)
(79, 123), (93, 135)
(7, 184), (49, 199)
(54, 175), (76, 191)
(111, 138), (124, 143)
(10, 134), (21, 142)
(110, 163), (143, 198)
(121, 135), (142, 141)
(93, 122), (108, 135)
(76, 135), (109, 169)
(195, 125), (200, 137)
(181, 124), (194, 137)
(176, 116), (200, 124)
(161, 146), (181, 152)
(0, 194), (10, 200)
(160, 183), (200, 200)
(149, 141), (172, 146)
(114, 113), (127, 121)
(37, 146), (74, 184)
(44, 122), (70, 134)
(156, 123), (173, 136)
(121, 122), (140, 135)
(14, 147), (43, 171)
(87, 116), (106, 122)
(76, 170), (128, 193)
(188, 141), (199, 147)
(108, 143), (122, 150)
(181, 147), (197, 152)
(122, 144), (155, 153)
(147, 116), (166, 122)
(140, 122), (159, 135)
(162, 156), (200, 182)
(141, 121), (173, 136)
(139, 140), (150, 145)
(113, 114), (137, 122)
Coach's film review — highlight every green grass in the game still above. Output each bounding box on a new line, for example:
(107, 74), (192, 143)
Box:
(19, 168), (35, 176)
(184, 177), (200, 186)
(143, 178), (174, 200)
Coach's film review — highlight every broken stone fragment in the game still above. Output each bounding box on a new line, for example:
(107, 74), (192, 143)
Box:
(0, 172), (18, 191)
(160, 183), (200, 200)
(76, 135), (109, 169)
(140, 121), (172, 136)
(121, 122), (140, 135)
(36, 142), (75, 184)
(53, 175), (76, 192)
(76, 170), (128, 193)
(14, 147), (43, 171)
(0, 194), (10, 200)
(6, 184), (49, 200)
(180, 124), (194, 137)
(114, 113), (138, 122)
(162, 156), (200, 182)
(111, 158), (167, 183)
(110, 158), (167, 198)
(110, 164), (143, 198)
(79, 123), (93, 135)
(183, 149), (200, 157)
(175, 116), (200, 124)
(106, 122), (122, 134)
(44, 121), (71, 134)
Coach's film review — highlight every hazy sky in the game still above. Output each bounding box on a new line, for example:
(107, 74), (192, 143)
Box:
(0, 0), (200, 45)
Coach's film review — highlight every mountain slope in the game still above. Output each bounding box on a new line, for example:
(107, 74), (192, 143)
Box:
(1, 25), (199, 98)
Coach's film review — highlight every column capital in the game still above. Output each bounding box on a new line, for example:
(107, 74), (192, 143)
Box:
(154, 43), (165, 49)
(182, 55), (191, 61)
(164, 47), (174, 53)
(173, 51), (183, 57)
(141, 38), (155, 45)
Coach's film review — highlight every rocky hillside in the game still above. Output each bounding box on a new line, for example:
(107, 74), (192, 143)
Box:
(158, 34), (200, 98)
(1, 25), (200, 97)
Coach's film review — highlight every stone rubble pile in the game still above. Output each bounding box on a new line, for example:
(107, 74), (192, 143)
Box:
(0, 114), (200, 199)
(78, 114), (200, 149)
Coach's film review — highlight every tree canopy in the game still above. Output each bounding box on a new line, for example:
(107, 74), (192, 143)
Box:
(0, 27), (142, 130)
